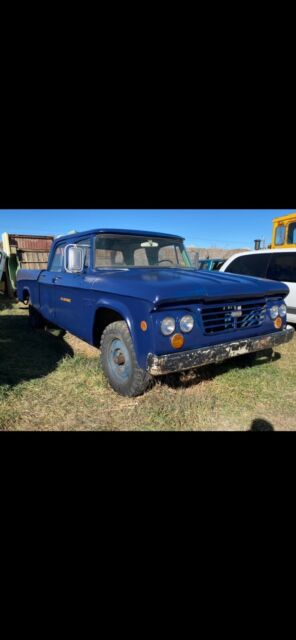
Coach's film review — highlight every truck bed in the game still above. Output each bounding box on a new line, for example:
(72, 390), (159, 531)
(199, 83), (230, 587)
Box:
(17, 269), (44, 305)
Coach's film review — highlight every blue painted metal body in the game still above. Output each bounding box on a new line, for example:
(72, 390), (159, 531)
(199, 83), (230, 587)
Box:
(16, 229), (290, 371)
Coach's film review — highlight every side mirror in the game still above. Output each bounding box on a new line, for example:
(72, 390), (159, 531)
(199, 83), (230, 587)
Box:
(65, 245), (84, 273)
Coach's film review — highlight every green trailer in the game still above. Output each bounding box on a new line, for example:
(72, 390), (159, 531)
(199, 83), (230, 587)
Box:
(2, 233), (54, 297)
(0, 247), (7, 294)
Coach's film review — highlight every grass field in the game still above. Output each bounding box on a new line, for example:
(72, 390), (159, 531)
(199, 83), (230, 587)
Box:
(0, 295), (295, 431)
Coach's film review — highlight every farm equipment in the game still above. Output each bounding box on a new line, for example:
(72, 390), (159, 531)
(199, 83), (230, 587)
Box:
(0, 248), (7, 293)
(0, 248), (6, 281)
(2, 233), (54, 297)
(271, 213), (296, 249)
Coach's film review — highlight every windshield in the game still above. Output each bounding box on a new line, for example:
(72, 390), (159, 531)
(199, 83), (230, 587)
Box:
(95, 234), (192, 269)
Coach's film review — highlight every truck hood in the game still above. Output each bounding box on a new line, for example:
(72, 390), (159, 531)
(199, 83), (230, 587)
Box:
(89, 268), (289, 306)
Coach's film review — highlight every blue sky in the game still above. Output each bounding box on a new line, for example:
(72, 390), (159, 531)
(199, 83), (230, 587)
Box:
(0, 210), (294, 249)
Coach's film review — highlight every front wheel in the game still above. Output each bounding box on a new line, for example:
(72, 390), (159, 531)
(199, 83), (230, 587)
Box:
(100, 321), (152, 397)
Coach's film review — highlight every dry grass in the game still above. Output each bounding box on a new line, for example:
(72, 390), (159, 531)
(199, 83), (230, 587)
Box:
(0, 295), (296, 431)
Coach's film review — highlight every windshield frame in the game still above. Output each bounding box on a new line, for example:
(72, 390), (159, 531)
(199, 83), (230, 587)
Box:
(93, 234), (193, 270)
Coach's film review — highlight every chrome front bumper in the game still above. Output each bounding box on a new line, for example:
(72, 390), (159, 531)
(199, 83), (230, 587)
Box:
(147, 325), (295, 376)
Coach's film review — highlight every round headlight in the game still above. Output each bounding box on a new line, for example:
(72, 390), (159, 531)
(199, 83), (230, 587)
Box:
(270, 305), (279, 320)
(180, 315), (194, 333)
(161, 317), (176, 336)
(279, 303), (287, 318)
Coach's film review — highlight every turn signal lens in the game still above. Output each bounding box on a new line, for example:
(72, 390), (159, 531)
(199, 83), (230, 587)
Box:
(140, 321), (148, 331)
(274, 317), (282, 329)
(170, 333), (184, 349)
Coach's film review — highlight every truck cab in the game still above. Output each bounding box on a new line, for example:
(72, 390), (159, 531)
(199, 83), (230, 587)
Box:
(272, 213), (296, 249)
(17, 228), (294, 397)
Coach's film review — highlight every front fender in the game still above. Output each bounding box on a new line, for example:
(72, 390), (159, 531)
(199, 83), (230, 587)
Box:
(93, 297), (154, 370)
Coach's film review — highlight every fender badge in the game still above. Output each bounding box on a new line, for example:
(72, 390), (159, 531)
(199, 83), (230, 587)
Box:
(60, 297), (72, 303)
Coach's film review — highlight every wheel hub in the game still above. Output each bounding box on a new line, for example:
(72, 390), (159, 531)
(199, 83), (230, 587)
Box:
(109, 339), (131, 381)
(114, 351), (125, 366)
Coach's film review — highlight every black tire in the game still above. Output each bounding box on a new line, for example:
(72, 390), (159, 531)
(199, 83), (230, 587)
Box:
(100, 320), (152, 397)
(29, 305), (45, 330)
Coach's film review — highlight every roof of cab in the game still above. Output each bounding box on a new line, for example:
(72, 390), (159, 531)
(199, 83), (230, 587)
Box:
(53, 228), (184, 244)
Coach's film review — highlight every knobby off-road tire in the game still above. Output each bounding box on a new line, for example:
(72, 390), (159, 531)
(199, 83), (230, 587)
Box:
(100, 321), (152, 397)
(29, 305), (45, 330)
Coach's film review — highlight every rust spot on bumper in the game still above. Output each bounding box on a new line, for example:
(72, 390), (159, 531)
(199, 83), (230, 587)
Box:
(147, 326), (295, 376)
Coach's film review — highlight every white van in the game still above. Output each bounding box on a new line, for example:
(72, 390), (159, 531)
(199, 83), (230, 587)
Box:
(220, 248), (296, 325)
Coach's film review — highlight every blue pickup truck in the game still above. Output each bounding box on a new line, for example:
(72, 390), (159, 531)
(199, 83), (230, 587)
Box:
(17, 228), (294, 397)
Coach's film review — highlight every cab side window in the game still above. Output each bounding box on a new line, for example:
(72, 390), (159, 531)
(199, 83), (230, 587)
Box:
(77, 238), (91, 270)
(287, 223), (296, 245)
(225, 254), (270, 278)
(275, 226), (286, 246)
(49, 243), (67, 272)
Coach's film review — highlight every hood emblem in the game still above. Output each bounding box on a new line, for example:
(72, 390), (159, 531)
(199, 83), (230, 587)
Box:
(230, 305), (242, 318)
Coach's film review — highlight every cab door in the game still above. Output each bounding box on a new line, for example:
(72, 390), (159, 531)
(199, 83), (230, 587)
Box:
(49, 237), (92, 340)
(39, 241), (67, 323)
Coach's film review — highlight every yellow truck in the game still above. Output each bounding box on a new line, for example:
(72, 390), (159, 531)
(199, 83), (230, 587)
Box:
(272, 213), (296, 249)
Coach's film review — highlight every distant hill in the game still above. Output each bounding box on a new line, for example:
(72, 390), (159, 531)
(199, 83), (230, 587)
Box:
(187, 246), (250, 262)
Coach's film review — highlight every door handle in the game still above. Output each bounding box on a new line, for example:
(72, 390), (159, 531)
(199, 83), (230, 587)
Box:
(52, 276), (62, 283)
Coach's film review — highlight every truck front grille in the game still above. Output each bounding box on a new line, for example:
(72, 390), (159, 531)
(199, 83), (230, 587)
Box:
(201, 300), (267, 335)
